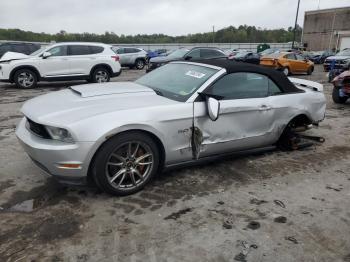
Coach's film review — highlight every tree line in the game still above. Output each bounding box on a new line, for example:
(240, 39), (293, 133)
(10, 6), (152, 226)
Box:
(0, 25), (302, 44)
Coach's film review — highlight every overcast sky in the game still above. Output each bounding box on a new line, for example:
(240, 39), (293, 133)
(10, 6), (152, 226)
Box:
(1, 0), (350, 35)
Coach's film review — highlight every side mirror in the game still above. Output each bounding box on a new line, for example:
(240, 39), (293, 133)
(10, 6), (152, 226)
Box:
(42, 52), (52, 59)
(184, 56), (192, 60)
(206, 97), (220, 121)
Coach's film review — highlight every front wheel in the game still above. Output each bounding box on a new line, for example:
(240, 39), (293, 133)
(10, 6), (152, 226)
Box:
(91, 68), (110, 83)
(307, 66), (313, 75)
(92, 132), (160, 195)
(282, 67), (290, 76)
(14, 69), (37, 89)
(332, 87), (348, 104)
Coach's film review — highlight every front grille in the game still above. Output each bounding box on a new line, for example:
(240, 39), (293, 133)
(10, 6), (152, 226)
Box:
(26, 118), (51, 139)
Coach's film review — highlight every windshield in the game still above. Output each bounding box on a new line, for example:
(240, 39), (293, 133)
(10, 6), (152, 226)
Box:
(167, 49), (190, 59)
(336, 49), (350, 56)
(135, 63), (218, 102)
(30, 46), (47, 56)
(259, 48), (278, 55)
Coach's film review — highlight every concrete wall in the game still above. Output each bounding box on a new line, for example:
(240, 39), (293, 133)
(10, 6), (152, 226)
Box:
(303, 6), (350, 51)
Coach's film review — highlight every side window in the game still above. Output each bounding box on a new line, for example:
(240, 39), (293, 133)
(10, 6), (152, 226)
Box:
(186, 49), (200, 59)
(115, 48), (124, 54)
(47, 45), (68, 56)
(208, 72), (269, 100)
(0, 44), (10, 53)
(296, 54), (304, 61)
(11, 44), (28, 54)
(286, 54), (296, 60)
(69, 45), (91, 56)
(268, 79), (283, 96)
(132, 48), (141, 53)
(89, 46), (104, 54)
(201, 49), (224, 58)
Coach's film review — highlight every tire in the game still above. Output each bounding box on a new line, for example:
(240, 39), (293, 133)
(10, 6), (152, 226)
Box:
(91, 67), (110, 83)
(307, 66), (313, 75)
(92, 131), (160, 196)
(332, 87), (348, 104)
(14, 69), (37, 89)
(282, 67), (290, 76)
(135, 59), (145, 70)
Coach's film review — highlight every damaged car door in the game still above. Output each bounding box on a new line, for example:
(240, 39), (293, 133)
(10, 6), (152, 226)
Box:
(193, 72), (277, 158)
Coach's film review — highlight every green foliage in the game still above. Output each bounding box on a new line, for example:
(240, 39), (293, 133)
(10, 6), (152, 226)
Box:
(0, 25), (302, 43)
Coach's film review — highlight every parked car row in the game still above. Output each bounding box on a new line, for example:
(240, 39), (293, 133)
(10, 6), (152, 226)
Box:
(0, 42), (121, 88)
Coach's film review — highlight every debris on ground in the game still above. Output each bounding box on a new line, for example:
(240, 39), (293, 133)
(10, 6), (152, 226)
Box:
(217, 201), (225, 205)
(250, 198), (268, 205)
(274, 216), (287, 223)
(326, 185), (343, 192)
(223, 220), (233, 229)
(274, 200), (286, 208)
(285, 236), (298, 244)
(164, 208), (193, 220)
(247, 221), (260, 230)
(234, 240), (258, 262)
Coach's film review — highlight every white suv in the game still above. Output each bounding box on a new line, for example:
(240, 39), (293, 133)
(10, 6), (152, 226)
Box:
(0, 42), (121, 88)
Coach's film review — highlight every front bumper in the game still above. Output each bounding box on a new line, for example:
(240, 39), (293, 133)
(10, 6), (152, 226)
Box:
(15, 118), (95, 185)
(323, 62), (349, 72)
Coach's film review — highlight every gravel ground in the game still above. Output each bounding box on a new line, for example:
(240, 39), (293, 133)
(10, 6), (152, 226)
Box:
(0, 66), (349, 262)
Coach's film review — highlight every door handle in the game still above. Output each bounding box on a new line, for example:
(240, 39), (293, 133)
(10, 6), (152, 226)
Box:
(61, 58), (68, 61)
(259, 105), (271, 111)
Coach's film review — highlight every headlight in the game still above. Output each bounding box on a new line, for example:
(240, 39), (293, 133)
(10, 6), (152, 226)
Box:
(45, 125), (74, 143)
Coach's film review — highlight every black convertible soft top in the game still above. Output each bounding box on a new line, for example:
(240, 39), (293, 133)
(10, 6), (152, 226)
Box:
(190, 59), (302, 93)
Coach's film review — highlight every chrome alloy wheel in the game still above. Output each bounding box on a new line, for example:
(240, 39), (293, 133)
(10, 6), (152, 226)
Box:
(95, 70), (109, 83)
(105, 141), (154, 190)
(18, 72), (34, 88)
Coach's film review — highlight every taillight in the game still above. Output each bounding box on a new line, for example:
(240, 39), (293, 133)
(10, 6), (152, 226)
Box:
(111, 55), (119, 61)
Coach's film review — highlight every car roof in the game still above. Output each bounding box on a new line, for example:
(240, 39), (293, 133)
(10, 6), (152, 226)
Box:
(188, 59), (302, 93)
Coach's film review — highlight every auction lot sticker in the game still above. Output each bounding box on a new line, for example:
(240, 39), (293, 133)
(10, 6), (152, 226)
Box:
(186, 70), (206, 79)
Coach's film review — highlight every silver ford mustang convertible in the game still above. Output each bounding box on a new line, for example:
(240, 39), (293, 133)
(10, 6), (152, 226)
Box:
(16, 60), (326, 195)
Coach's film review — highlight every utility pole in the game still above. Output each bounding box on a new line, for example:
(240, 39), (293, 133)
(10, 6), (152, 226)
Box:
(292, 0), (301, 49)
(212, 26), (215, 44)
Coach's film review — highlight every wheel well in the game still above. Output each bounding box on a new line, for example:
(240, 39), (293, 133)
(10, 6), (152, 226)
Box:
(87, 129), (166, 184)
(10, 66), (41, 82)
(289, 114), (312, 128)
(135, 58), (146, 63)
(90, 64), (113, 76)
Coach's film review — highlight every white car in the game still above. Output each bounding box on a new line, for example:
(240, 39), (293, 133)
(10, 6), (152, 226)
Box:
(0, 42), (122, 88)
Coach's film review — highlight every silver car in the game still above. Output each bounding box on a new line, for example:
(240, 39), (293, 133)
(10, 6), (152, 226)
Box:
(16, 60), (326, 195)
(112, 47), (148, 70)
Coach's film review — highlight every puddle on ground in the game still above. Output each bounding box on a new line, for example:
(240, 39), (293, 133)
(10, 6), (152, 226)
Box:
(0, 178), (83, 213)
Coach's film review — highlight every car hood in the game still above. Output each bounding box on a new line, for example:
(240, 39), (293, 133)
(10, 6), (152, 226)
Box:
(21, 82), (178, 126)
(0, 51), (29, 62)
(150, 56), (180, 63)
(325, 55), (350, 61)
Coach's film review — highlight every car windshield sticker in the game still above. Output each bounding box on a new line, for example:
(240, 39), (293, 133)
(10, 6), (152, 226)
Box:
(186, 70), (206, 79)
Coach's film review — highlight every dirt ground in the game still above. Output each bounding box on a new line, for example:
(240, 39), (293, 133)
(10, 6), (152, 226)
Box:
(0, 65), (349, 262)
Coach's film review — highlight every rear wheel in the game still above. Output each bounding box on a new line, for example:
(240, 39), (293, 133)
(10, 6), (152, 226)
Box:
(135, 59), (145, 70)
(14, 69), (37, 89)
(332, 87), (348, 104)
(91, 67), (110, 83)
(92, 132), (160, 195)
